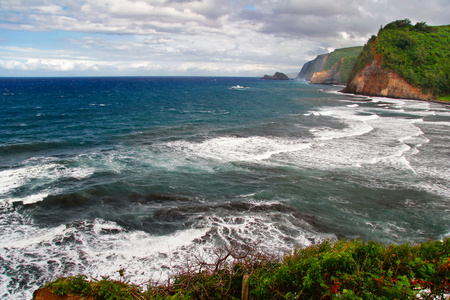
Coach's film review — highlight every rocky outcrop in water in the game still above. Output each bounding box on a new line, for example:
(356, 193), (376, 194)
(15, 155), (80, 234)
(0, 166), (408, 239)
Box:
(262, 72), (290, 80)
(342, 57), (434, 100)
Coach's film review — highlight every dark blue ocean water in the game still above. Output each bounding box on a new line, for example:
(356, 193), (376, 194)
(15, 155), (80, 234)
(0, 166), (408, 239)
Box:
(1, 77), (449, 299)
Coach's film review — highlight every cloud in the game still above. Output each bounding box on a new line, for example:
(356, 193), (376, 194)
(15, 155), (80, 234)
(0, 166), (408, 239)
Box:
(240, 0), (449, 41)
(0, 58), (100, 72)
(0, 0), (448, 76)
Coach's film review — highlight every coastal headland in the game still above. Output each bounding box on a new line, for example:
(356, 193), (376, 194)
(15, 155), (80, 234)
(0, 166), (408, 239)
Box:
(297, 19), (449, 102)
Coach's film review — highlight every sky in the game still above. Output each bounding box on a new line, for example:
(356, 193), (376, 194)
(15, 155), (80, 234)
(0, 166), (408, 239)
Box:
(0, 0), (449, 77)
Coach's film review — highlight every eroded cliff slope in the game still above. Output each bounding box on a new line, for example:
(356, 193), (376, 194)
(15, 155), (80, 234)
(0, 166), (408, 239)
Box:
(297, 46), (362, 85)
(344, 57), (434, 100)
(296, 53), (329, 81)
(343, 20), (449, 100)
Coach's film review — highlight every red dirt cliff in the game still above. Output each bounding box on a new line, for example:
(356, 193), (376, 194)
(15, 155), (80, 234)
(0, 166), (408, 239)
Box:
(310, 58), (343, 84)
(342, 58), (434, 101)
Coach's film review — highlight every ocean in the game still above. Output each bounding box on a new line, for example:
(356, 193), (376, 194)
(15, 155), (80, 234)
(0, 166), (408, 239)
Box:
(1, 77), (449, 299)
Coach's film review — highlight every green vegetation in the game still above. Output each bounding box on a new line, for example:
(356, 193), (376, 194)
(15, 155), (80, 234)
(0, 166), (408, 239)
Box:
(44, 238), (450, 299)
(323, 46), (363, 72)
(348, 35), (377, 84)
(339, 55), (359, 85)
(349, 19), (450, 97)
(322, 46), (363, 84)
(46, 270), (142, 300)
(438, 95), (450, 102)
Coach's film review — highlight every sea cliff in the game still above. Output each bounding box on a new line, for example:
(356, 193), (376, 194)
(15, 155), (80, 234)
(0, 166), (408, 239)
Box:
(296, 53), (329, 81)
(343, 20), (449, 101)
(297, 46), (362, 85)
(310, 58), (343, 84)
(343, 56), (434, 100)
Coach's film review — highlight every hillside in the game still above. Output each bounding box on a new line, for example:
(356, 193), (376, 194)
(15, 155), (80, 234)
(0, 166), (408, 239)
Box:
(296, 46), (362, 85)
(344, 20), (450, 100)
(34, 239), (450, 299)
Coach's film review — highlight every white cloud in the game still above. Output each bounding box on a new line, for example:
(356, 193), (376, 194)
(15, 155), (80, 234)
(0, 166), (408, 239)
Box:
(0, 58), (100, 72)
(0, 0), (448, 76)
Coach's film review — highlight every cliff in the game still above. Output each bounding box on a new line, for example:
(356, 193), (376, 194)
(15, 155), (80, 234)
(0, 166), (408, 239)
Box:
(296, 53), (329, 80)
(343, 20), (450, 100)
(311, 58), (343, 84)
(296, 60), (314, 79)
(297, 46), (363, 85)
(343, 57), (434, 100)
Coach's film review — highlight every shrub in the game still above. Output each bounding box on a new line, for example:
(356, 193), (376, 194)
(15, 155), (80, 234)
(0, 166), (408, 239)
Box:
(44, 239), (450, 299)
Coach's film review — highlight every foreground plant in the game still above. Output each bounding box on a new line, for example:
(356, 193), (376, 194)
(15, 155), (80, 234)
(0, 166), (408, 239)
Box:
(42, 238), (450, 299)
(249, 239), (450, 299)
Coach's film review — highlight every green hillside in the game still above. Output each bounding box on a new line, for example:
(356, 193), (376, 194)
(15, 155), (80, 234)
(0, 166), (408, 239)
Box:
(324, 46), (363, 84)
(42, 239), (450, 299)
(350, 19), (450, 98)
(297, 46), (362, 84)
(323, 46), (363, 71)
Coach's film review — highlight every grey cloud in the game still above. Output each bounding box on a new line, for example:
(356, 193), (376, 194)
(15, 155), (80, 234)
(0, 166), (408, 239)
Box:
(238, 0), (449, 42)
(271, 0), (361, 17)
(0, 0), (449, 77)
(306, 45), (333, 57)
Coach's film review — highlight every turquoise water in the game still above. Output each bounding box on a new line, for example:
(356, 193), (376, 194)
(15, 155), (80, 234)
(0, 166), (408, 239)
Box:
(1, 77), (449, 299)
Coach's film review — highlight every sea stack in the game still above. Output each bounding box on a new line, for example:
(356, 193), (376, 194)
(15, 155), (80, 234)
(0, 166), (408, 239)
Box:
(262, 72), (290, 80)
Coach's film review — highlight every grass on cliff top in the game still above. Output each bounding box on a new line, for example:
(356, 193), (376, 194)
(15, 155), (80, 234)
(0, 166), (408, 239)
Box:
(322, 46), (363, 72)
(438, 95), (450, 102)
(349, 19), (450, 98)
(44, 238), (450, 300)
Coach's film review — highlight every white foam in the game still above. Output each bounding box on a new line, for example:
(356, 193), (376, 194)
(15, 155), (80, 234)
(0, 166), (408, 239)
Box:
(2, 223), (69, 249)
(164, 136), (312, 164)
(0, 163), (95, 202)
(7, 192), (50, 205)
(87, 224), (211, 259)
(0, 210), (329, 300)
(0, 216), (213, 299)
(309, 108), (378, 141)
(423, 121), (450, 127)
(268, 101), (437, 175)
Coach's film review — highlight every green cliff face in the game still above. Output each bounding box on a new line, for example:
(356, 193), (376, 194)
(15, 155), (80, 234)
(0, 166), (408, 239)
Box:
(348, 19), (450, 98)
(297, 46), (363, 85)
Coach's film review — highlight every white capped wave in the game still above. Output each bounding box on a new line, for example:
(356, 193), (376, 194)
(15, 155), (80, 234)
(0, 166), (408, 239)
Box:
(272, 102), (434, 175)
(0, 163), (95, 203)
(196, 214), (328, 251)
(164, 136), (312, 164)
(423, 120), (450, 127)
(0, 210), (328, 300)
(6, 192), (51, 205)
(0, 216), (211, 300)
(310, 110), (377, 141)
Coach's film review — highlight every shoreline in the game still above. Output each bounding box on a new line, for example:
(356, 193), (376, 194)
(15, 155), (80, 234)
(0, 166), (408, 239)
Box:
(339, 89), (450, 105)
(299, 80), (450, 106)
